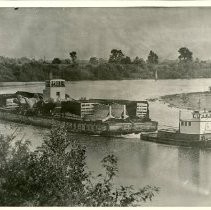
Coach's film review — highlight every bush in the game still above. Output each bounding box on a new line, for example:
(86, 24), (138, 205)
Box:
(0, 125), (158, 206)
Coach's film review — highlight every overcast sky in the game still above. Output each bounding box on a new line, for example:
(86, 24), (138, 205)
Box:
(0, 7), (211, 60)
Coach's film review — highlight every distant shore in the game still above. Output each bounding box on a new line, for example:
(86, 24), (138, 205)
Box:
(0, 81), (44, 87)
(152, 91), (211, 110)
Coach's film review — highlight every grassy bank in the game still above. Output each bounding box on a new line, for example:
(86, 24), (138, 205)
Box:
(158, 91), (211, 110)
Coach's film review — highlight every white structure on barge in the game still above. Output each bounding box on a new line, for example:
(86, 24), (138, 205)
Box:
(43, 79), (66, 101)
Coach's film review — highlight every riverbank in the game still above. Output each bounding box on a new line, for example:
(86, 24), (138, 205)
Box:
(155, 91), (211, 110)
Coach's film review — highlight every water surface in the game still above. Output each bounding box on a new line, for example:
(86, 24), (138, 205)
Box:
(1, 79), (211, 206)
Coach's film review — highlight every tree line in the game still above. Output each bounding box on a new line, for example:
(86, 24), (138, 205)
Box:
(0, 47), (211, 82)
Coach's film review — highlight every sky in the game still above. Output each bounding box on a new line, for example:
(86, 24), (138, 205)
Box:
(0, 7), (211, 60)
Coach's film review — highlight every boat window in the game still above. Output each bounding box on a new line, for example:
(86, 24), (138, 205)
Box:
(181, 121), (184, 126)
(188, 122), (191, 126)
(185, 122), (187, 126)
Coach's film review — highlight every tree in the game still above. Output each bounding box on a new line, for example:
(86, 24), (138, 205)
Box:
(147, 51), (158, 65)
(99, 58), (107, 64)
(64, 59), (71, 64)
(108, 49), (124, 63)
(133, 57), (146, 68)
(121, 56), (132, 64)
(52, 58), (62, 64)
(69, 51), (77, 64)
(0, 125), (158, 206)
(89, 57), (99, 65)
(178, 47), (193, 62)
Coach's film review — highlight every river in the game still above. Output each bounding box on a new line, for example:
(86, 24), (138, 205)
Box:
(1, 78), (211, 206)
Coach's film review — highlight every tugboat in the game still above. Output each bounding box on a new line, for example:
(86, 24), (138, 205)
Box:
(141, 110), (211, 148)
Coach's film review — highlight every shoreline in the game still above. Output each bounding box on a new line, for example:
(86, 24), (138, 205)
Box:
(2, 77), (211, 84)
(151, 91), (211, 110)
(0, 81), (44, 87)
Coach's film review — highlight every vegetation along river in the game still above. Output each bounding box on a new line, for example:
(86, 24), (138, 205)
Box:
(1, 79), (211, 206)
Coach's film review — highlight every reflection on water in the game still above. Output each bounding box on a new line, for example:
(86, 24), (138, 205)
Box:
(178, 148), (200, 191)
(178, 147), (211, 196)
(76, 134), (211, 206)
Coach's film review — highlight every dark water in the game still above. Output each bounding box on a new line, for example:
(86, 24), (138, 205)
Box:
(1, 79), (211, 206)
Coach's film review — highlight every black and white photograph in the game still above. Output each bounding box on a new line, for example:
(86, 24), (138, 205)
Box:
(1, 6), (211, 206)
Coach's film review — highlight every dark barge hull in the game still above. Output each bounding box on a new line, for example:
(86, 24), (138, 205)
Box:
(0, 109), (158, 136)
(141, 133), (211, 148)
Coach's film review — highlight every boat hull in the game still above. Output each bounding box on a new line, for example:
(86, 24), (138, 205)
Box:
(141, 132), (211, 148)
(0, 109), (158, 136)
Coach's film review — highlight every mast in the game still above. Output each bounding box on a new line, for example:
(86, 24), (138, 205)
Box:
(179, 110), (181, 133)
(155, 69), (158, 81)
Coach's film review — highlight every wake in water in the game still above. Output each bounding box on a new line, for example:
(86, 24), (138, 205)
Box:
(120, 133), (141, 139)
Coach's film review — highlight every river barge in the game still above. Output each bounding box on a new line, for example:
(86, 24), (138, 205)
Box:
(0, 108), (158, 136)
(141, 110), (211, 148)
(0, 79), (158, 136)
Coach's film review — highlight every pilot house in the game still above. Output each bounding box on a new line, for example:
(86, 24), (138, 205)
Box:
(180, 110), (211, 135)
(43, 79), (66, 101)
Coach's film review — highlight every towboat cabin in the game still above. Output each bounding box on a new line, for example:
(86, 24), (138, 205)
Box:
(43, 79), (66, 101)
(180, 110), (211, 135)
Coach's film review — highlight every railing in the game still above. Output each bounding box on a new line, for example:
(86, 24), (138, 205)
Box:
(159, 128), (178, 133)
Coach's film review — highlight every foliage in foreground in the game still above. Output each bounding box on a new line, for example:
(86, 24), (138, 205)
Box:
(0, 126), (159, 206)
